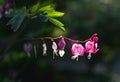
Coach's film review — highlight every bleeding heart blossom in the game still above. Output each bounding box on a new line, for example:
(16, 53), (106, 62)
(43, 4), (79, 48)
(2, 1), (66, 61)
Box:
(71, 43), (84, 61)
(52, 41), (58, 59)
(58, 38), (66, 57)
(85, 41), (99, 59)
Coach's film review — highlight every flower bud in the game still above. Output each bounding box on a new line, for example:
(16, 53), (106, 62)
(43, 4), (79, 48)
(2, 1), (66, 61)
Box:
(58, 38), (66, 50)
(42, 43), (47, 56)
(92, 36), (99, 43)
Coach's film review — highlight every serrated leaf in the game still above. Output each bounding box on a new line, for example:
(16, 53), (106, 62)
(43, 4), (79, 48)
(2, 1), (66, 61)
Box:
(31, 2), (40, 14)
(49, 17), (65, 31)
(7, 10), (27, 32)
(46, 11), (64, 17)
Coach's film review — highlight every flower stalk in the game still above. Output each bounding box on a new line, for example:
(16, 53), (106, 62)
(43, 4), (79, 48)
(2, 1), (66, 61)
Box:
(31, 33), (99, 60)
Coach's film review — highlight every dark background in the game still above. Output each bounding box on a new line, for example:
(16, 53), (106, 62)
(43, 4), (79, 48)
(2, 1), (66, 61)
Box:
(0, 0), (120, 82)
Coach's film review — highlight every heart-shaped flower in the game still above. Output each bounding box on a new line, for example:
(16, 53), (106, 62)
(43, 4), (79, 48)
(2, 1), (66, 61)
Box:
(58, 38), (66, 57)
(71, 43), (84, 61)
(85, 41), (99, 59)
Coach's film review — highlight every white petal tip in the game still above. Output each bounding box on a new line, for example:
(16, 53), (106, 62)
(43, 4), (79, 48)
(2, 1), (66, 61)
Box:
(88, 54), (92, 59)
(59, 50), (65, 57)
(71, 55), (78, 61)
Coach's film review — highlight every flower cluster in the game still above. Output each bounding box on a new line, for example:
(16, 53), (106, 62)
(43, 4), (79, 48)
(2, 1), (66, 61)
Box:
(39, 33), (99, 60)
(71, 36), (99, 61)
(23, 33), (99, 61)
(42, 38), (66, 59)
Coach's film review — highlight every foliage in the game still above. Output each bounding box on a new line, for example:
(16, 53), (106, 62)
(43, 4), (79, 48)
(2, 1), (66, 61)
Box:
(0, 0), (120, 82)
(6, 1), (65, 32)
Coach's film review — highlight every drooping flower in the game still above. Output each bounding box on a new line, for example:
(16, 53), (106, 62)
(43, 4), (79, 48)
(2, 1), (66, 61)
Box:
(71, 43), (84, 61)
(0, 5), (3, 19)
(58, 38), (66, 57)
(85, 41), (99, 59)
(23, 43), (32, 57)
(42, 43), (47, 56)
(52, 41), (58, 59)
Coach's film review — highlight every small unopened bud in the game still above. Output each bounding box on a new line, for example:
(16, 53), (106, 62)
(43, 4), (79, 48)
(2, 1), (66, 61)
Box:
(42, 43), (47, 56)
(92, 36), (99, 43)
(58, 38), (66, 50)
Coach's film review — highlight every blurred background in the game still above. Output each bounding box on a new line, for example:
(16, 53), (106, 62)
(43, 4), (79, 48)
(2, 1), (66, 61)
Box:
(0, 0), (120, 82)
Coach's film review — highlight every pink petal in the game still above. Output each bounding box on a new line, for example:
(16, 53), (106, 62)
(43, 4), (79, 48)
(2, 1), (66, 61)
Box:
(71, 43), (84, 56)
(92, 36), (99, 43)
(85, 41), (94, 52)
(52, 42), (57, 50)
(93, 49), (99, 54)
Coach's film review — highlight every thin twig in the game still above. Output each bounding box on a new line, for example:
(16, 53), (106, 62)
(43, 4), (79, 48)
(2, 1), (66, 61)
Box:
(31, 33), (97, 43)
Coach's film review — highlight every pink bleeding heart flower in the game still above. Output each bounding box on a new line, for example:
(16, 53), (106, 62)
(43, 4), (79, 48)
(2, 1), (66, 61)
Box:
(85, 41), (99, 59)
(58, 38), (66, 57)
(0, 5), (3, 18)
(71, 43), (84, 61)
(52, 41), (58, 59)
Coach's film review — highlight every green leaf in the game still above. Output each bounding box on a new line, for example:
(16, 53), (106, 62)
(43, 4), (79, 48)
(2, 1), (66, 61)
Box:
(49, 17), (65, 31)
(7, 9), (27, 32)
(21, 6), (27, 14)
(46, 11), (64, 17)
(39, 4), (55, 12)
(31, 2), (40, 14)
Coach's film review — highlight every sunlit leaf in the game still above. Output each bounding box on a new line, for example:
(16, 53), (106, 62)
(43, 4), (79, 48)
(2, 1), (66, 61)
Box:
(31, 2), (40, 14)
(49, 17), (65, 31)
(46, 11), (64, 17)
(39, 4), (55, 12)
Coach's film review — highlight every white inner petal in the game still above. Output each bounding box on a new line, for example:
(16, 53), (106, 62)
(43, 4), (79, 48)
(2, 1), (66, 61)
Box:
(88, 53), (92, 59)
(43, 43), (47, 55)
(59, 50), (65, 57)
(71, 55), (78, 61)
